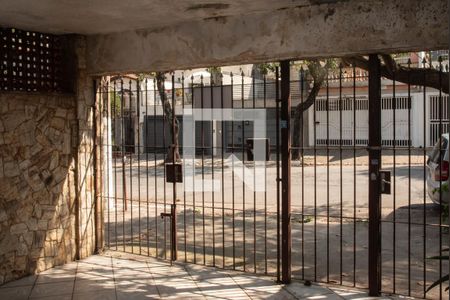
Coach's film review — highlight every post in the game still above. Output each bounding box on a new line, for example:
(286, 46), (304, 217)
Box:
(448, 0), (450, 286)
(446, 0), (450, 288)
(280, 60), (291, 284)
(368, 54), (382, 296)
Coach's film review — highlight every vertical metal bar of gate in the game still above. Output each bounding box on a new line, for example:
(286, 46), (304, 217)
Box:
(211, 75), (215, 267)
(280, 60), (292, 284)
(447, 17), (450, 290)
(368, 54), (382, 297)
(171, 73), (177, 261)
(182, 74), (187, 263)
(263, 73), (268, 275)
(128, 80), (133, 254)
(220, 74), (225, 269)
(231, 73), (236, 269)
(447, 14), (450, 292)
(421, 58), (427, 298)
(112, 82), (118, 251)
(437, 58), (443, 299)
(136, 80), (141, 255)
(145, 78), (150, 256)
(275, 67), (281, 282)
(241, 72), (246, 272)
(93, 80), (99, 253)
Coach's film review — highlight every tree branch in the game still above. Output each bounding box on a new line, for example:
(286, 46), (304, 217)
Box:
(342, 55), (449, 94)
(291, 59), (327, 159)
(294, 60), (327, 115)
(155, 72), (180, 162)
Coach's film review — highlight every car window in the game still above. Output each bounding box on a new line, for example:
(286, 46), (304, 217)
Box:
(429, 136), (448, 163)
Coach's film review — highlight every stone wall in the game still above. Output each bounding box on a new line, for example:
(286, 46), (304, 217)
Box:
(0, 36), (101, 285)
(0, 92), (77, 284)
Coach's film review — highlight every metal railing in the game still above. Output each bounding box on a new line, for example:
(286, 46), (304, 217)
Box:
(97, 52), (449, 299)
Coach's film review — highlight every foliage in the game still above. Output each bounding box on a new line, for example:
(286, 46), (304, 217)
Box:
(206, 66), (222, 85)
(428, 182), (450, 293)
(110, 92), (122, 117)
(392, 52), (411, 58)
(257, 63), (278, 75)
(432, 182), (449, 222)
(206, 66), (221, 74)
(256, 59), (339, 78)
(433, 182), (449, 195)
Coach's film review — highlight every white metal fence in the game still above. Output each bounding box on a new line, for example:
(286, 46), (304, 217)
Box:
(309, 93), (448, 148)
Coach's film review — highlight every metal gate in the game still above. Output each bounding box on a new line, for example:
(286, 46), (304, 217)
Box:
(98, 72), (283, 277)
(96, 52), (449, 299)
(290, 54), (449, 299)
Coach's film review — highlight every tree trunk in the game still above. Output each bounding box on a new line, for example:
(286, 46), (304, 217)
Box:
(155, 72), (180, 163)
(291, 77), (325, 160)
(292, 60), (327, 160)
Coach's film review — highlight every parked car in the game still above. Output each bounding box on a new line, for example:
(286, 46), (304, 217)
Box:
(427, 133), (449, 204)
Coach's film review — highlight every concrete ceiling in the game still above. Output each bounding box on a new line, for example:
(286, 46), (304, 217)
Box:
(0, 0), (343, 35)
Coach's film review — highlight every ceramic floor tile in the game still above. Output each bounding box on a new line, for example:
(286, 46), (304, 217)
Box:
(0, 254), (407, 300)
(72, 290), (117, 300)
(73, 278), (116, 294)
(284, 282), (334, 299)
(0, 285), (33, 300)
(0, 275), (37, 288)
(29, 280), (74, 298)
(29, 295), (73, 300)
(116, 284), (160, 300)
(36, 267), (76, 284)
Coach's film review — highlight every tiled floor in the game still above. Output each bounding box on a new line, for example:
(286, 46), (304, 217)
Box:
(0, 252), (410, 299)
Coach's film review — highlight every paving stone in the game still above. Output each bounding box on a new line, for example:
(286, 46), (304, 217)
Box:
(36, 267), (77, 284)
(29, 280), (74, 298)
(0, 274), (37, 288)
(73, 278), (116, 294)
(329, 287), (395, 300)
(0, 285), (33, 300)
(76, 268), (115, 281)
(30, 294), (73, 300)
(116, 292), (159, 300)
(73, 290), (117, 300)
(284, 282), (334, 299)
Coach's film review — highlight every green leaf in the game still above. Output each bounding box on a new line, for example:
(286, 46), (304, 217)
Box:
(426, 274), (449, 293)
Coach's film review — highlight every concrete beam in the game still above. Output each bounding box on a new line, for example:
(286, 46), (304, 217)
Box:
(87, 0), (448, 74)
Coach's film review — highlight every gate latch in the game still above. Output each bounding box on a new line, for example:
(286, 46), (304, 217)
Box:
(160, 204), (176, 219)
(380, 170), (391, 194)
(160, 212), (172, 219)
(159, 204), (177, 262)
